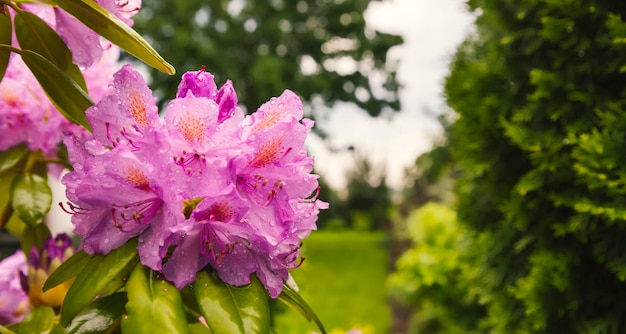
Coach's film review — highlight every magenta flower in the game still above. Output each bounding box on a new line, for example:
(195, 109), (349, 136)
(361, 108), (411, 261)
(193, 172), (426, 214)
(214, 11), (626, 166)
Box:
(0, 251), (29, 325)
(63, 65), (327, 297)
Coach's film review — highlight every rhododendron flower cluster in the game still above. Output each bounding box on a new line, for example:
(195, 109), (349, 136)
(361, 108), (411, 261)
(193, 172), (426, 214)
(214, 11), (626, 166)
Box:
(62, 65), (327, 297)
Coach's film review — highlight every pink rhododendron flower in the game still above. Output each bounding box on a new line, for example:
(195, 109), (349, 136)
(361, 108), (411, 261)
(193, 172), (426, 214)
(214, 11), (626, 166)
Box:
(0, 251), (29, 325)
(62, 66), (328, 297)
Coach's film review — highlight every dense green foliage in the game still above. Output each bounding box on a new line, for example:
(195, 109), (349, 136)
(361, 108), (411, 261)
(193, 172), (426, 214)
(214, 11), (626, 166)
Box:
(437, 0), (626, 332)
(131, 0), (403, 118)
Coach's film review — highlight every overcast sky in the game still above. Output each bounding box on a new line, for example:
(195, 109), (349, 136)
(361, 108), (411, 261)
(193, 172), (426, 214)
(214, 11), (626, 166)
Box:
(307, 0), (476, 189)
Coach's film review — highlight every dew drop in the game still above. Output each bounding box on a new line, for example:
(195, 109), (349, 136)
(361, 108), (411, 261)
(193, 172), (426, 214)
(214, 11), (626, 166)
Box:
(163, 288), (168, 292)
(103, 238), (110, 244)
(270, 97), (276, 105)
(138, 238), (144, 243)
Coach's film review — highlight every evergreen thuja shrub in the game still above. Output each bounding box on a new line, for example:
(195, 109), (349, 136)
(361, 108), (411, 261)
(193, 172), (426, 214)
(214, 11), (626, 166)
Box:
(444, 0), (626, 332)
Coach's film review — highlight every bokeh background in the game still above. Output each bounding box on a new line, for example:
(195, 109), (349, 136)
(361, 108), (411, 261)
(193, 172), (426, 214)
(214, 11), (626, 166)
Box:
(32, 0), (626, 333)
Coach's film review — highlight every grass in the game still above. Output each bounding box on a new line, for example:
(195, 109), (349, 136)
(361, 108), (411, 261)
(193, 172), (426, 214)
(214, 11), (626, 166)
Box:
(273, 230), (391, 334)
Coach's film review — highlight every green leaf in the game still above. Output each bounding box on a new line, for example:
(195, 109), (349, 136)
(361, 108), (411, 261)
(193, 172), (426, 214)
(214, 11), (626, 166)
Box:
(0, 13), (11, 83)
(21, 223), (52, 255)
(43, 250), (90, 292)
(194, 271), (271, 334)
(18, 306), (55, 334)
(66, 292), (126, 334)
(121, 264), (188, 334)
(0, 324), (16, 334)
(14, 10), (87, 91)
(11, 173), (52, 226)
(277, 284), (326, 334)
(18, 49), (93, 131)
(50, 324), (68, 334)
(53, 0), (175, 75)
(0, 144), (28, 176)
(60, 239), (139, 326)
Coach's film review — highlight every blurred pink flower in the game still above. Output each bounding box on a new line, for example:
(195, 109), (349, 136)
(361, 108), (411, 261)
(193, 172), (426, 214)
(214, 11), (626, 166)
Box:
(21, 0), (140, 67)
(0, 46), (120, 158)
(0, 251), (29, 325)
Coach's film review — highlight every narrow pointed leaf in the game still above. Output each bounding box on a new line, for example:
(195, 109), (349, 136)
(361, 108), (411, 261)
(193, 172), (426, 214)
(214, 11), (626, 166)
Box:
(14, 11), (87, 91)
(194, 271), (271, 334)
(43, 250), (90, 292)
(0, 144), (28, 176)
(0, 324), (16, 334)
(19, 49), (92, 131)
(277, 284), (326, 334)
(18, 306), (55, 334)
(121, 264), (188, 334)
(60, 239), (138, 326)
(11, 173), (52, 226)
(0, 13), (11, 83)
(66, 292), (126, 334)
(54, 0), (175, 75)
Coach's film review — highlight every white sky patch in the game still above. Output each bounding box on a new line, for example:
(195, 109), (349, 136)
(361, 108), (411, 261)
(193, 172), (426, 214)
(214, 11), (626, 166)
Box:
(308, 0), (475, 190)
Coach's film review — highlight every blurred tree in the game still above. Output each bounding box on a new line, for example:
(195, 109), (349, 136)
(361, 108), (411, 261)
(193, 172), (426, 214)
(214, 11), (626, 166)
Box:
(130, 0), (403, 120)
(316, 155), (392, 230)
(387, 203), (485, 333)
(442, 0), (626, 332)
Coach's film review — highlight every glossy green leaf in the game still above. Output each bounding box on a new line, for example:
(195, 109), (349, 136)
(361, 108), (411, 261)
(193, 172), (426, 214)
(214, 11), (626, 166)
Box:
(21, 223), (52, 256)
(60, 239), (138, 326)
(194, 271), (270, 334)
(43, 250), (90, 292)
(0, 13), (11, 83)
(54, 0), (174, 75)
(18, 306), (55, 334)
(66, 292), (126, 334)
(14, 10), (87, 91)
(121, 264), (188, 334)
(277, 284), (326, 334)
(10, 173), (52, 226)
(17, 49), (93, 131)
(0, 144), (28, 176)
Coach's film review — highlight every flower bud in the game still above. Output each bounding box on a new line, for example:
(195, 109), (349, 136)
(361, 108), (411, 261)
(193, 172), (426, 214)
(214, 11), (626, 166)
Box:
(27, 234), (74, 307)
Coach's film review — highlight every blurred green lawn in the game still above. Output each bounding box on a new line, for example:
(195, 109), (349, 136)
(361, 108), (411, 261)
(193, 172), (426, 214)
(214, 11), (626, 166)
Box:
(274, 230), (390, 333)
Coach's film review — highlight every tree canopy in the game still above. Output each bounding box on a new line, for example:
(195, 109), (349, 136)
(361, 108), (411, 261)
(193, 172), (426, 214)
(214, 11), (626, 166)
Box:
(130, 0), (403, 119)
(437, 0), (626, 331)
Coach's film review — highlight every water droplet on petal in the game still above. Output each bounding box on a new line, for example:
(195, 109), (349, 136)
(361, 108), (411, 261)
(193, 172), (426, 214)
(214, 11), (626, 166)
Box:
(103, 238), (110, 244)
